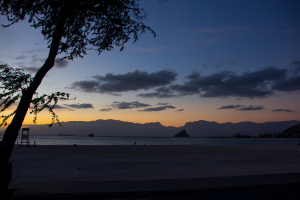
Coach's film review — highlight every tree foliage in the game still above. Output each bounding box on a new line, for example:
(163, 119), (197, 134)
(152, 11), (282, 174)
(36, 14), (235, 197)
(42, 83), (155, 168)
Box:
(0, 0), (156, 128)
(0, 64), (71, 127)
(0, 0), (156, 60)
(0, 0), (162, 191)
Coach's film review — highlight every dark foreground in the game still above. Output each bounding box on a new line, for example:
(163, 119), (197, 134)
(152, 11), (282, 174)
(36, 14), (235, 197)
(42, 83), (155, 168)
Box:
(8, 173), (300, 200)
(8, 144), (300, 199)
(99, 185), (300, 200)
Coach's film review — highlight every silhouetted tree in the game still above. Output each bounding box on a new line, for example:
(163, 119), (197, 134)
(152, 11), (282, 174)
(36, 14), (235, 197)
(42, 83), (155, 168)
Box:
(0, 0), (156, 194)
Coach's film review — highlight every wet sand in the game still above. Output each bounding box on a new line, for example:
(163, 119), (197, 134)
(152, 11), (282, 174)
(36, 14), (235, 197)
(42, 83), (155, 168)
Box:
(10, 144), (300, 183)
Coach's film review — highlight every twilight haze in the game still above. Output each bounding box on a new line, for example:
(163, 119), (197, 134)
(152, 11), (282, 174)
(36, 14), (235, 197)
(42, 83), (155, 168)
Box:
(0, 0), (299, 130)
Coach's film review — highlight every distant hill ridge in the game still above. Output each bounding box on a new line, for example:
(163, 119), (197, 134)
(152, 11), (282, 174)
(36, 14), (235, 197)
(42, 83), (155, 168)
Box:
(0, 119), (299, 137)
(282, 123), (300, 137)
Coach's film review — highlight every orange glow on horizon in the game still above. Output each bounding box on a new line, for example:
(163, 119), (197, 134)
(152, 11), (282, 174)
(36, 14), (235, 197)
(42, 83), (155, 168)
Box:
(18, 109), (299, 128)
(2, 93), (299, 130)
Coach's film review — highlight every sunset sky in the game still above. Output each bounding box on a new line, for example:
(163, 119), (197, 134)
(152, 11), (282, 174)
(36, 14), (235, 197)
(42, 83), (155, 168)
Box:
(0, 0), (299, 128)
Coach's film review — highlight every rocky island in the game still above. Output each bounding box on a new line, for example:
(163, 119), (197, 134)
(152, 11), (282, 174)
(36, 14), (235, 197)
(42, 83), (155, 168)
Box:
(174, 129), (190, 137)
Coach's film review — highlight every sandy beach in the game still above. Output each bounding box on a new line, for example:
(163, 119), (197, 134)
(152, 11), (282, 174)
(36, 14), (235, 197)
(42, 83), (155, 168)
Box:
(10, 144), (300, 183)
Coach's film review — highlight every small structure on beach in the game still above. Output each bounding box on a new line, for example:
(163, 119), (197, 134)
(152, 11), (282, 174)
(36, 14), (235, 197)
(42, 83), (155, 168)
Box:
(174, 129), (190, 137)
(21, 128), (30, 146)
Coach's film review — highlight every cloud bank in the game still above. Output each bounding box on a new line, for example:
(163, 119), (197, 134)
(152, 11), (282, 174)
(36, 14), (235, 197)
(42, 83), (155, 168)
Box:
(100, 101), (177, 112)
(68, 63), (300, 99)
(138, 104), (176, 112)
(237, 106), (265, 111)
(110, 101), (151, 109)
(217, 105), (265, 111)
(272, 109), (295, 113)
(69, 70), (177, 95)
(13, 54), (69, 73)
(99, 108), (112, 112)
(138, 66), (299, 99)
(64, 103), (94, 109)
(217, 105), (243, 109)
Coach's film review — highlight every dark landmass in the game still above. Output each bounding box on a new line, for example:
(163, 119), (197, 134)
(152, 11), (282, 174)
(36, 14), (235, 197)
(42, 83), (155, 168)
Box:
(1, 119), (299, 137)
(174, 129), (190, 137)
(281, 123), (300, 137)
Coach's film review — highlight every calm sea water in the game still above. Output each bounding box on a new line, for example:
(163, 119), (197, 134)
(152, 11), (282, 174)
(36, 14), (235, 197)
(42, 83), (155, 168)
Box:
(1, 135), (300, 145)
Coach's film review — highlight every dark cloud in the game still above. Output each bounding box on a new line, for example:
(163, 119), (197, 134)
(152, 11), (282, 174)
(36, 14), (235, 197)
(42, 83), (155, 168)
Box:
(22, 66), (40, 73)
(186, 71), (201, 80)
(138, 105), (176, 112)
(272, 109), (295, 112)
(31, 55), (46, 63)
(93, 70), (177, 91)
(53, 105), (74, 110)
(157, 103), (169, 106)
(137, 92), (176, 99)
(64, 103), (94, 109)
(237, 106), (265, 111)
(215, 62), (223, 67)
(31, 56), (68, 68)
(54, 58), (69, 68)
(13, 62), (25, 67)
(169, 84), (200, 96)
(100, 108), (112, 112)
(189, 66), (287, 98)
(100, 101), (177, 112)
(110, 101), (151, 109)
(272, 75), (300, 92)
(227, 61), (238, 65)
(15, 55), (27, 60)
(137, 85), (195, 99)
(69, 70), (177, 94)
(13, 55), (68, 73)
(13, 62), (40, 73)
(136, 66), (288, 99)
(155, 87), (170, 93)
(69, 63), (299, 100)
(68, 80), (99, 92)
(217, 105), (243, 109)
(201, 64), (208, 69)
(289, 60), (300, 75)
(176, 109), (184, 111)
(22, 49), (47, 53)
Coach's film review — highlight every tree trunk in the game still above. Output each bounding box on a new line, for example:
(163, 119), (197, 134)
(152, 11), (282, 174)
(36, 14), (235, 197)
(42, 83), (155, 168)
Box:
(0, 12), (68, 194)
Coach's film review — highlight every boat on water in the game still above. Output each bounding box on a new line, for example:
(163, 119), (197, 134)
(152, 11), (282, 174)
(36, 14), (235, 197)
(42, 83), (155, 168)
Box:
(88, 132), (94, 137)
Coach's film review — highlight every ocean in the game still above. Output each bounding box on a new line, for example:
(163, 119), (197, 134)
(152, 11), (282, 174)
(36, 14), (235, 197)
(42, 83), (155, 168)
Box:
(1, 135), (300, 145)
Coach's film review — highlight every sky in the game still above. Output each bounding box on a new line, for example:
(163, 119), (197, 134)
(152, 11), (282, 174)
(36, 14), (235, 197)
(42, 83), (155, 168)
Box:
(0, 0), (300, 128)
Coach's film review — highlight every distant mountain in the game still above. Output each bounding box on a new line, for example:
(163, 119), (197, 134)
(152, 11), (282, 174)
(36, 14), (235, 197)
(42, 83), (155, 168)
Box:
(183, 120), (300, 137)
(282, 123), (300, 137)
(10, 119), (178, 137)
(0, 119), (299, 137)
